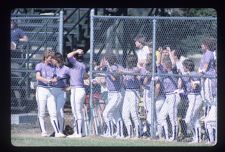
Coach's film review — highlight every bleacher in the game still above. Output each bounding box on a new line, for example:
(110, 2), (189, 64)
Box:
(11, 8), (92, 113)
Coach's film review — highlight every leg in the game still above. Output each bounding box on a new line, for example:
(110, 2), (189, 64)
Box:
(56, 89), (66, 133)
(36, 87), (48, 136)
(122, 91), (132, 138)
(130, 90), (141, 138)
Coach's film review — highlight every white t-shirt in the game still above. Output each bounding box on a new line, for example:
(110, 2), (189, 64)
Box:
(137, 45), (150, 62)
(176, 56), (187, 75)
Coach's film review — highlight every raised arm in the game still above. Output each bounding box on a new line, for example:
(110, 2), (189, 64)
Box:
(67, 49), (84, 58)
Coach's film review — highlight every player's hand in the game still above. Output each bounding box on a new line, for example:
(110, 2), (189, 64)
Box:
(51, 77), (57, 83)
(76, 49), (84, 55)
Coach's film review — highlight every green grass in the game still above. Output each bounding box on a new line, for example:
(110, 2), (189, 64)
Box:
(11, 135), (212, 147)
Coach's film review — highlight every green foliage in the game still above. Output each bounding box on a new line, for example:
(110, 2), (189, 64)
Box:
(179, 8), (217, 17)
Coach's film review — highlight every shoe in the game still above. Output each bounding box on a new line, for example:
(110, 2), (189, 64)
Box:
(101, 134), (112, 138)
(189, 138), (199, 144)
(116, 135), (125, 139)
(125, 136), (131, 139)
(55, 132), (66, 138)
(168, 138), (175, 142)
(132, 136), (140, 140)
(41, 132), (48, 137)
(49, 132), (55, 137)
(67, 133), (82, 138)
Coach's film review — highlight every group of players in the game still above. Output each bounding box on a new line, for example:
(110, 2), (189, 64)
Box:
(35, 49), (88, 138)
(35, 35), (217, 144)
(91, 35), (217, 144)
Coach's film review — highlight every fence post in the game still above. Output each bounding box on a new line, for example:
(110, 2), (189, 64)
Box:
(59, 10), (63, 54)
(151, 17), (156, 138)
(89, 8), (94, 135)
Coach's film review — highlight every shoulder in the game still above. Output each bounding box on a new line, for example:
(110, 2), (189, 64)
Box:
(133, 67), (140, 72)
(15, 28), (25, 33)
(35, 62), (43, 67)
(63, 65), (70, 70)
(143, 46), (150, 52)
(35, 62), (44, 71)
(79, 62), (86, 69)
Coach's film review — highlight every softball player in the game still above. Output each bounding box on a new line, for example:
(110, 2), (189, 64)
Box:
(140, 63), (165, 138)
(134, 34), (151, 68)
(122, 54), (142, 138)
(99, 53), (124, 138)
(181, 59), (203, 143)
(67, 49), (87, 138)
(204, 75), (217, 144)
(51, 52), (70, 133)
(35, 49), (66, 138)
(157, 57), (180, 141)
(198, 38), (216, 116)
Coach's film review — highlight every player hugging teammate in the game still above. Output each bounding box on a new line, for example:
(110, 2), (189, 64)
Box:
(97, 52), (124, 138)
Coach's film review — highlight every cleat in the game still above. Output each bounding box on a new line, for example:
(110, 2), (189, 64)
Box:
(55, 132), (66, 138)
(67, 133), (82, 138)
(41, 132), (48, 137)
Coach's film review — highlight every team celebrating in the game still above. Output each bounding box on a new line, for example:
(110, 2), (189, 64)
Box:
(35, 35), (217, 144)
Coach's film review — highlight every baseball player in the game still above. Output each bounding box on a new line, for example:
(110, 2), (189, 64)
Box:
(67, 49), (87, 138)
(181, 59), (203, 143)
(35, 49), (66, 138)
(157, 56), (180, 141)
(51, 52), (70, 134)
(98, 53), (124, 138)
(122, 54), (142, 138)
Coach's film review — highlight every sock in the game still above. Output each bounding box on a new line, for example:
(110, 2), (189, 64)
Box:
(163, 123), (169, 140)
(51, 119), (59, 133)
(38, 116), (46, 133)
(77, 119), (83, 135)
(58, 116), (64, 133)
(116, 120), (122, 136)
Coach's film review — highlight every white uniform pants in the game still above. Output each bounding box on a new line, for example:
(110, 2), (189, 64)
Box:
(36, 86), (59, 134)
(185, 94), (203, 141)
(52, 87), (66, 132)
(70, 87), (86, 134)
(158, 93), (180, 139)
(204, 97), (217, 143)
(103, 91), (122, 135)
(122, 89), (141, 136)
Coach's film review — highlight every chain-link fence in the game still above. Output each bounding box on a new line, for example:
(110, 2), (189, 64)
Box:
(11, 10), (217, 144)
(89, 11), (217, 143)
(11, 14), (63, 116)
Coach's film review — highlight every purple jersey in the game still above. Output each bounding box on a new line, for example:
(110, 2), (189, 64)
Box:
(157, 64), (178, 93)
(35, 62), (56, 87)
(140, 67), (165, 97)
(140, 67), (152, 90)
(199, 50), (216, 76)
(211, 75), (217, 97)
(105, 64), (122, 91)
(68, 56), (86, 87)
(123, 67), (140, 89)
(181, 71), (201, 94)
(52, 65), (70, 88)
